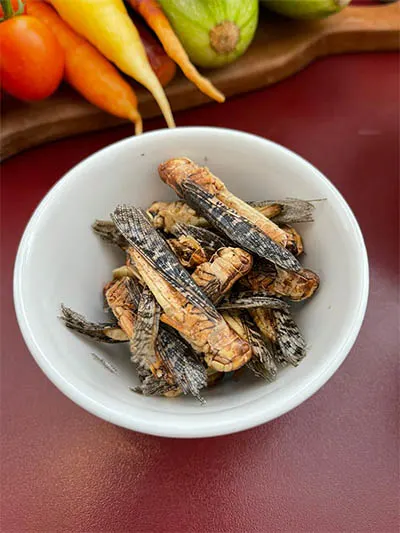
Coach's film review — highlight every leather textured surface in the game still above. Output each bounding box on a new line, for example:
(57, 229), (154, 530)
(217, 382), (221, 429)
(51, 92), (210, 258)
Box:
(1, 52), (398, 532)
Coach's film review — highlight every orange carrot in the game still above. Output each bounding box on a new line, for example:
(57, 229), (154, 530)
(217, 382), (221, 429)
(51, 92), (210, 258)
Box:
(127, 0), (225, 103)
(134, 13), (176, 87)
(27, 0), (142, 134)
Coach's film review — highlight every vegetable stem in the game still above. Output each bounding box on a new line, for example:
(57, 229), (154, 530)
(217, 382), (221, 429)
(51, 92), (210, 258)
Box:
(210, 21), (240, 55)
(1, 0), (15, 20)
(0, 0), (24, 20)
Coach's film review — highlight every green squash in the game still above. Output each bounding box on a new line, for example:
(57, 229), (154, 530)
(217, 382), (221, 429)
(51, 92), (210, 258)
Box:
(260, 0), (351, 20)
(159, 0), (259, 68)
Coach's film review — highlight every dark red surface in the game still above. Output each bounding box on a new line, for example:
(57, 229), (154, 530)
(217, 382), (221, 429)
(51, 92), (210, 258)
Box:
(1, 53), (399, 532)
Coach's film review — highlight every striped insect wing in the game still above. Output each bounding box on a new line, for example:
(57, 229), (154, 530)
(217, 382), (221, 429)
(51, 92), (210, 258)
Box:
(157, 328), (207, 401)
(249, 198), (316, 224)
(217, 291), (289, 311)
(243, 315), (277, 382)
(180, 180), (301, 272)
(274, 308), (306, 366)
(130, 286), (161, 368)
(60, 305), (124, 344)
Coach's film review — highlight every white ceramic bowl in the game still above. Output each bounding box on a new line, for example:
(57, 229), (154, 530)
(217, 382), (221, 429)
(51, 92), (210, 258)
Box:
(14, 127), (368, 438)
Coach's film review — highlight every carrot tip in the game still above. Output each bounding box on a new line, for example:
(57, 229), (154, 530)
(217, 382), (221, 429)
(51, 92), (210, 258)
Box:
(130, 112), (143, 135)
(135, 119), (143, 135)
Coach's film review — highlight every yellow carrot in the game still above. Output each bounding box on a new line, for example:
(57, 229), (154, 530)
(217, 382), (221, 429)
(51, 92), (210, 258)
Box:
(49, 0), (175, 127)
(127, 0), (225, 103)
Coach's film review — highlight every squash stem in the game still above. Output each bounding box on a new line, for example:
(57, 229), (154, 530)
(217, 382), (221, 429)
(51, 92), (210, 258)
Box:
(209, 21), (240, 55)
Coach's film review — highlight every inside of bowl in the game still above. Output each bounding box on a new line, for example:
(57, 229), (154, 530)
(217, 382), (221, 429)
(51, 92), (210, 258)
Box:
(16, 129), (367, 435)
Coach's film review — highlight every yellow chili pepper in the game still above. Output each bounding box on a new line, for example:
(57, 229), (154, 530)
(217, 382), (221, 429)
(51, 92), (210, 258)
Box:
(49, 0), (175, 128)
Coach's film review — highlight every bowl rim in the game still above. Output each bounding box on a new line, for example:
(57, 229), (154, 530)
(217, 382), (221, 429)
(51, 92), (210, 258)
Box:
(13, 126), (369, 438)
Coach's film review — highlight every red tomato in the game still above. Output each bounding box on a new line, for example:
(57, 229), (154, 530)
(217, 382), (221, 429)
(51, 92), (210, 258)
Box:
(0, 15), (64, 100)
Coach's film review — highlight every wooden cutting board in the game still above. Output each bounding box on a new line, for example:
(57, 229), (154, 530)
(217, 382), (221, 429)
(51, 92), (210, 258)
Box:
(1, 3), (399, 160)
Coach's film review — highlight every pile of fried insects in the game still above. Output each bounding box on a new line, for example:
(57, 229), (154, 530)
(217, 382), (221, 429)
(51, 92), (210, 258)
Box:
(61, 157), (321, 403)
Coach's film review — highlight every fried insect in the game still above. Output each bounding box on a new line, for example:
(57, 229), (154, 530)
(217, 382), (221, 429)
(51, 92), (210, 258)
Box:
(60, 302), (185, 398)
(105, 277), (170, 381)
(188, 247), (277, 378)
(158, 157), (288, 246)
(147, 200), (208, 233)
(248, 198), (316, 224)
(249, 308), (286, 367)
(92, 219), (127, 249)
(130, 286), (161, 370)
(244, 261), (320, 301)
(222, 310), (277, 381)
(250, 308), (276, 343)
(191, 247), (253, 304)
(168, 235), (210, 268)
(172, 223), (230, 253)
(274, 309), (306, 366)
(282, 225), (304, 256)
(60, 304), (129, 343)
(157, 327), (207, 400)
(251, 307), (306, 366)
(179, 179), (301, 272)
(169, 223), (230, 268)
(242, 315), (278, 381)
(105, 276), (206, 397)
(105, 277), (139, 339)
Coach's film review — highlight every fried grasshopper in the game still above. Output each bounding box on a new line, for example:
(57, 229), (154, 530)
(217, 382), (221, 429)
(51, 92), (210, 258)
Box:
(111, 205), (252, 373)
(63, 275), (206, 399)
(167, 234), (210, 268)
(189, 248), (279, 381)
(60, 304), (129, 343)
(104, 277), (170, 381)
(243, 260), (320, 301)
(105, 276), (206, 398)
(248, 199), (316, 224)
(60, 303), (182, 396)
(222, 310), (277, 381)
(130, 286), (161, 371)
(147, 200), (208, 233)
(133, 370), (182, 397)
(250, 307), (306, 366)
(179, 179), (301, 271)
(282, 225), (304, 256)
(218, 291), (306, 367)
(191, 247), (253, 304)
(171, 223), (229, 251)
(158, 157), (288, 246)
(168, 222), (231, 268)
(92, 219), (128, 249)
